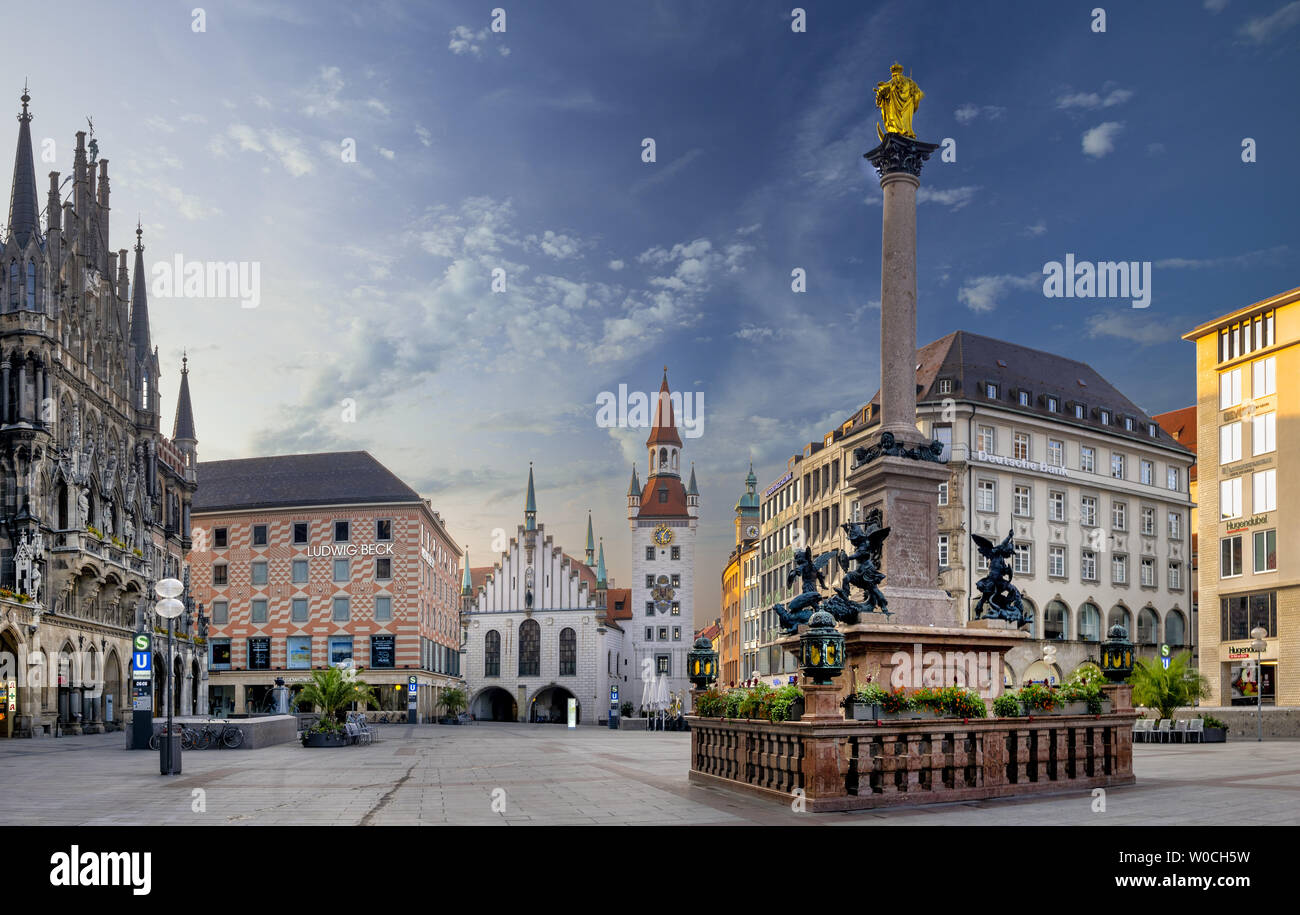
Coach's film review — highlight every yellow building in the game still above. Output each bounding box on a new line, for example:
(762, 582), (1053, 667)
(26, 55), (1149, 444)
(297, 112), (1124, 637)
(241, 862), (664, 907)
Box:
(1184, 286), (1299, 706)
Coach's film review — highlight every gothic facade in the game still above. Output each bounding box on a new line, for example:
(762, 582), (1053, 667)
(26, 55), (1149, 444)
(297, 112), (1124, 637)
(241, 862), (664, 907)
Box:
(0, 89), (200, 737)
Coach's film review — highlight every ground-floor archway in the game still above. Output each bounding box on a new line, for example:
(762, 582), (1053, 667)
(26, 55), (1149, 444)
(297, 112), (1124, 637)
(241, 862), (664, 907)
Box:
(471, 687), (518, 722)
(529, 685), (578, 724)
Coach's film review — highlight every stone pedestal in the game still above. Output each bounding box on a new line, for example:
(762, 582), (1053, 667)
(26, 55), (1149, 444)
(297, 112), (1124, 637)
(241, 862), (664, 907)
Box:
(798, 682), (844, 722)
(847, 454), (955, 626)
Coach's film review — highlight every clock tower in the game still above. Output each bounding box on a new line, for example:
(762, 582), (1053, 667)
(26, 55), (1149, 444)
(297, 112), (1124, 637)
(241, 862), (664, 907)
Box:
(734, 462), (760, 546)
(627, 368), (698, 712)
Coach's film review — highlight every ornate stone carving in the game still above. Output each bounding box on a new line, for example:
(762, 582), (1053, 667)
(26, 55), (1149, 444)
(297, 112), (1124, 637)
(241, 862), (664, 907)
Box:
(863, 132), (941, 179)
(851, 431), (946, 470)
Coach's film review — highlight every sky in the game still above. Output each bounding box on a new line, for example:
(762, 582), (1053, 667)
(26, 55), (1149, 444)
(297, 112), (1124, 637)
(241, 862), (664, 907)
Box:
(7, 0), (1299, 624)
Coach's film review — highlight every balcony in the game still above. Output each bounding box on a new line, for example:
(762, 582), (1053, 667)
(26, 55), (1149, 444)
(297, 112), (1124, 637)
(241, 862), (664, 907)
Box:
(51, 529), (150, 577)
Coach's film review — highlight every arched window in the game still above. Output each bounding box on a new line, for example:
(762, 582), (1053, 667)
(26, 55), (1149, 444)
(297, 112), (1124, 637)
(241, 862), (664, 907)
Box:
(7, 260), (16, 310)
(484, 630), (500, 677)
(559, 627), (576, 676)
(518, 619), (540, 677)
(1078, 602), (1101, 641)
(26, 260), (35, 310)
(141, 373), (149, 410)
(1108, 605), (1131, 637)
(1165, 610), (1186, 647)
(1045, 599), (1069, 640)
(1137, 607), (1160, 645)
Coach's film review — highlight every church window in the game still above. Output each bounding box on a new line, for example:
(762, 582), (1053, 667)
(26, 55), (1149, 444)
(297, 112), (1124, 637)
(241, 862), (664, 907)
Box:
(484, 630), (500, 677)
(25, 260), (35, 310)
(559, 628), (576, 676)
(518, 619), (540, 676)
(7, 260), (16, 310)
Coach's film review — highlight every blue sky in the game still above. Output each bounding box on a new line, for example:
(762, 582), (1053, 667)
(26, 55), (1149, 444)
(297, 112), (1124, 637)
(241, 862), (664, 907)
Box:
(9, 0), (1299, 619)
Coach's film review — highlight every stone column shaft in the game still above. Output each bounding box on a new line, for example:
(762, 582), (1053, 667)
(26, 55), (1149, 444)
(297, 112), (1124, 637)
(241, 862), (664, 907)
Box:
(879, 171), (920, 441)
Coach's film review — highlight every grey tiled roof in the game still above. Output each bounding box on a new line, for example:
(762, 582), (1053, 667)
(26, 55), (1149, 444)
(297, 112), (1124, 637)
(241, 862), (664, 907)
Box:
(194, 451), (422, 512)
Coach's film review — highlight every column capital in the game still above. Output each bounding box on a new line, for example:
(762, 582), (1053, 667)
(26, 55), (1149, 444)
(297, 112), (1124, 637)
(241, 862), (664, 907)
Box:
(864, 133), (941, 180)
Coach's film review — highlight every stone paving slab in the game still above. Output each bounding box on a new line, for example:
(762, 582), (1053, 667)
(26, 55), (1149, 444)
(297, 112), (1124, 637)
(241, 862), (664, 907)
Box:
(0, 722), (1298, 825)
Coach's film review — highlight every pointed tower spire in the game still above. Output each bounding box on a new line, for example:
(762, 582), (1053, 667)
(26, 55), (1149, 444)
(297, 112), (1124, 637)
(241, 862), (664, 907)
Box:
(596, 538), (607, 590)
(646, 365), (683, 449)
(130, 222), (152, 356)
(585, 511), (595, 565)
(8, 84), (41, 249)
(627, 465), (641, 496)
(686, 463), (699, 497)
(461, 546), (472, 597)
(172, 352), (196, 443)
(524, 462), (537, 531)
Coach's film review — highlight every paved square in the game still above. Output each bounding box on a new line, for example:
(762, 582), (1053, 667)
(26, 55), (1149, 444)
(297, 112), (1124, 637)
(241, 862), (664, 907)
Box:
(1, 723), (1298, 825)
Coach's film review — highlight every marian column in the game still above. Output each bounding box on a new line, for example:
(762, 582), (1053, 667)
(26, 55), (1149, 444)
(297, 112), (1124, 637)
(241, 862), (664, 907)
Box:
(847, 64), (957, 627)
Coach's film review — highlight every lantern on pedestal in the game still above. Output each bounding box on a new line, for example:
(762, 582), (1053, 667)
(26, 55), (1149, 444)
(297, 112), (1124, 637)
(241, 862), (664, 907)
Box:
(799, 610), (844, 686)
(1099, 623), (1134, 682)
(687, 637), (718, 690)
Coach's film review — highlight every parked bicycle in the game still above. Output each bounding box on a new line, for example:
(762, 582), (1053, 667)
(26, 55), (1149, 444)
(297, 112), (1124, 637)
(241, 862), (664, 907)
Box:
(149, 724), (200, 751)
(193, 721), (245, 749)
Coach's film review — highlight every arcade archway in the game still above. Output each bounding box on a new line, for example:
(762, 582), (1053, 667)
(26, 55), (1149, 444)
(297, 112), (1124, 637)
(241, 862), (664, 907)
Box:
(529, 685), (578, 724)
(471, 687), (518, 722)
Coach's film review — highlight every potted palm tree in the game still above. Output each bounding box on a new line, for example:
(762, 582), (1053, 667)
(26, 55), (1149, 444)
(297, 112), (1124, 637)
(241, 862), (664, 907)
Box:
(438, 687), (468, 724)
(1129, 650), (1210, 724)
(297, 665), (377, 747)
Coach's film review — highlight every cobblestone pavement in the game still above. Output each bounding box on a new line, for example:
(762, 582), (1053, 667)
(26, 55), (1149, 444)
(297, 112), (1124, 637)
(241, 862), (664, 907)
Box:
(1, 723), (1297, 825)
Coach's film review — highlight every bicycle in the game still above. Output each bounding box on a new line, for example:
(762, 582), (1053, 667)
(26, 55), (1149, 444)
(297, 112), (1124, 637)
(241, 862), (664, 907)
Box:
(149, 724), (199, 751)
(194, 721), (245, 749)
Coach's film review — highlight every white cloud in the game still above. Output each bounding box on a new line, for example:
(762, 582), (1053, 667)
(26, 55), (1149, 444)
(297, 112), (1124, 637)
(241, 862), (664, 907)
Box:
(1082, 121), (1124, 158)
(1085, 311), (1171, 346)
(526, 230), (585, 260)
(1025, 222), (1047, 236)
(299, 66), (390, 121)
(1056, 88), (1133, 110)
(916, 185), (980, 211)
(957, 273), (1038, 313)
(1240, 1), (1300, 41)
(608, 259), (624, 271)
(415, 125), (432, 147)
(954, 104), (1006, 124)
(378, 147), (396, 160)
(449, 25), (508, 58)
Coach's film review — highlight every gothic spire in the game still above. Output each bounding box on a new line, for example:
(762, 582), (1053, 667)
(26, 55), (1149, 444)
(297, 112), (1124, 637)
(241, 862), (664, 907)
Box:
(130, 222), (152, 358)
(687, 463), (699, 497)
(172, 353), (196, 442)
(627, 465), (641, 496)
(7, 84), (40, 249)
(524, 462), (537, 531)
(646, 365), (683, 448)
(585, 511), (596, 565)
(596, 538), (607, 590)
(461, 547), (472, 596)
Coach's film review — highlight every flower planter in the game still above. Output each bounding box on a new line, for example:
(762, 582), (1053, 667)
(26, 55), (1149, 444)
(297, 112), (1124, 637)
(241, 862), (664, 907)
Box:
(302, 730), (349, 748)
(844, 698), (879, 721)
(1203, 727), (1227, 743)
(909, 707), (947, 720)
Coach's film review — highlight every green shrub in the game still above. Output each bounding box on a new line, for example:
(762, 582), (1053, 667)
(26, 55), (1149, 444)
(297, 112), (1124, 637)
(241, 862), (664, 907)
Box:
(942, 686), (988, 718)
(694, 689), (725, 718)
(992, 693), (1021, 717)
(853, 682), (890, 706)
(1200, 714), (1229, 731)
(723, 689), (745, 719)
(767, 684), (804, 722)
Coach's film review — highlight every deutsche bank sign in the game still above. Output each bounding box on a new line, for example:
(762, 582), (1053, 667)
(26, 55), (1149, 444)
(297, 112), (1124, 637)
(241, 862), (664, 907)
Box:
(132, 633), (152, 680)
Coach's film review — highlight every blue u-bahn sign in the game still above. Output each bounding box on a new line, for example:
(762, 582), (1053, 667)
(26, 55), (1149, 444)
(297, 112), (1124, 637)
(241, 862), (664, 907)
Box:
(132, 633), (152, 680)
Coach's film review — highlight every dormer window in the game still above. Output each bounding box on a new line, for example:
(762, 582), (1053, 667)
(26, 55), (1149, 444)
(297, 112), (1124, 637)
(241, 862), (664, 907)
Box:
(937, 378), (952, 394)
(985, 382), (999, 399)
(1046, 396), (1059, 413)
(1099, 409), (1111, 425)
(1073, 402), (1086, 419)
(1123, 416), (1134, 431)
(1017, 390), (1031, 407)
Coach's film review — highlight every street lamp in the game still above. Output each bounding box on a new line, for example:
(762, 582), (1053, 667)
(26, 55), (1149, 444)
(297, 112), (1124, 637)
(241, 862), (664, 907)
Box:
(1249, 626), (1267, 743)
(155, 578), (185, 775)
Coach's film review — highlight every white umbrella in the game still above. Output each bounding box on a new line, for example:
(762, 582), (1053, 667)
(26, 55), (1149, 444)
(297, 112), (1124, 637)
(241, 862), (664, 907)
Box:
(653, 675), (670, 730)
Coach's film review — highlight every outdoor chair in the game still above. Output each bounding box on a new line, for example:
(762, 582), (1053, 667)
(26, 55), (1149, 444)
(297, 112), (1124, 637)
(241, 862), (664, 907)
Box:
(1172, 719), (1189, 743)
(1132, 718), (1153, 743)
(1185, 718), (1204, 744)
(344, 721), (361, 745)
(1155, 719), (1173, 743)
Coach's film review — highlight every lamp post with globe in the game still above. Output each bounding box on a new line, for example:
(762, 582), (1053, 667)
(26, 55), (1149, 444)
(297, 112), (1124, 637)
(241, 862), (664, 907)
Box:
(1250, 626), (1268, 742)
(155, 578), (185, 775)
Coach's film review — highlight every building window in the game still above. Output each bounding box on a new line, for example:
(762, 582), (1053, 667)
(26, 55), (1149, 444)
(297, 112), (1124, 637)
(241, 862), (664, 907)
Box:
(656, 655), (671, 675)
(1046, 396), (1059, 413)
(937, 535), (949, 568)
(671, 546), (681, 560)
(1253, 529), (1277, 573)
(213, 527), (228, 549)
(1168, 562), (1181, 591)
(484, 631), (500, 677)
(1123, 416), (1135, 432)
(292, 521), (308, 544)
(252, 524), (268, 547)
(976, 479), (996, 513)
(1220, 536), (1243, 578)
(292, 559), (308, 583)
(1073, 403), (1086, 420)
(212, 600), (228, 625)
(1080, 495), (1097, 527)
(1220, 477), (1243, 520)
(375, 596), (392, 621)
(329, 636), (353, 666)
(645, 602), (654, 616)
(671, 602), (680, 616)
(291, 597), (308, 622)
(334, 520), (350, 542)
(1253, 356), (1276, 397)
(1112, 554), (1128, 584)
(287, 636), (311, 670)
(376, 556), (392, 580)
(1080, 446), (1095, 473)
(938, 482), (948, 506)
(645, 627), (654, 641)
(1253, 469), (1276, 513)
(519, 619), (540, 676)
(1047, 439), (1064, 467)
(1049, 545), (1066, 577)
(1044, 600), (1068, 639)
(645, 546), (655, 560)
(1141, 460), (1154, 485)
(1013, 542), (1032, 575)
(1018, 390), (1031, 407)
(1141, 506), (1155, 536)
(1220, 591), (1276, 640)
(333, 558), (350, 582)
(1220, 421), (1242, 464)
(1252, 412), (1276, 455)
(1099, 409), (1111, 425)
(1111, 453), (1125, 479)
(251, 561), (268, 586)
(333, 596), (351, 621)
(976, 551), (990, 573)
(1013, 432), (1030, 460)
(376, 519), (393, 541)
(1168, 512), (1182, 539)
(1048, 490), (1065, 522)
(671, 574), (681, 587)
(977, 425), (996, 454)
(1219, 368), (1242, 409)
(1081, 550), (1097, 582)
(1167, 466), (1180, 491)
(938, 378), (952, 394)
(1014, 485), (1032, 517)
(251, 599), (268, 623)
(1140, 558), (1154, 587)
(248, 637), (271, 671)
(673, 627), (681, 641)
(1112, 500), (1127, 530)
(559, 627), (577, 676)
(212, 564), (228, 586)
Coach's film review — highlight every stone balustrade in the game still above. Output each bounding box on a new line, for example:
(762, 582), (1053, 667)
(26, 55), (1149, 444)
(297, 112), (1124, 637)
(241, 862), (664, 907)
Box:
(688, 684), (1137, 812)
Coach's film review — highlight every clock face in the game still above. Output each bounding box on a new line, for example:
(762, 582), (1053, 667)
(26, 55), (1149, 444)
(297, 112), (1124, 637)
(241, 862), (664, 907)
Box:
(653, 525), (674, 546)
(745, 524), (759, 539)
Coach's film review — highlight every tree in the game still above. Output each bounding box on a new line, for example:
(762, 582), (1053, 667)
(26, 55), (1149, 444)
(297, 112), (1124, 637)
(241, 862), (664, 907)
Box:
(1128, 650), (1209, 720)
(296, 665), (376, 727)
(438, 687), (467, 720)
